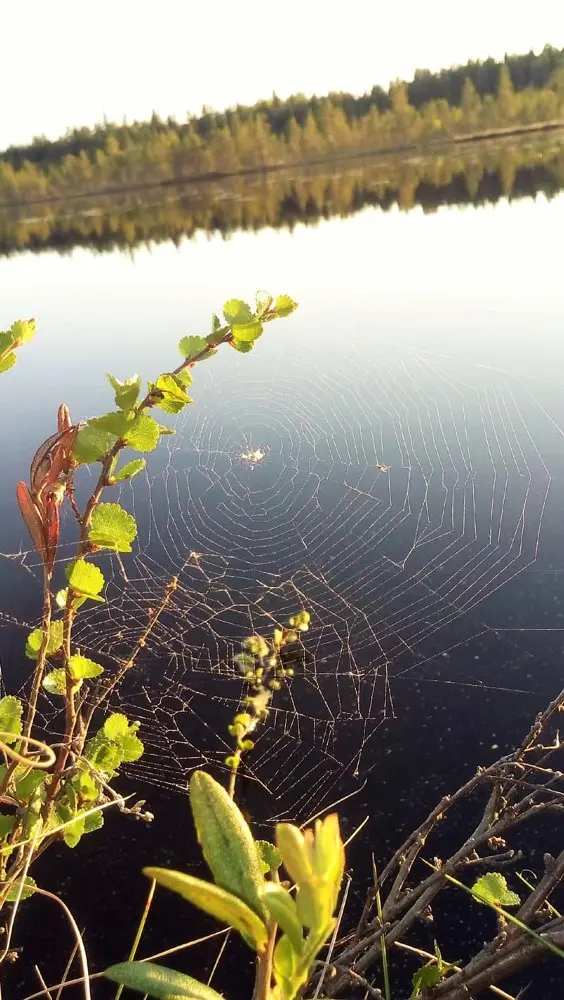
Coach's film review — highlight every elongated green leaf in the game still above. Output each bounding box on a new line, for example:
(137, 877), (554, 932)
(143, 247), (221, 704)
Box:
(178, 335), (208, 360)
(25, 620), (64, 659)
(273, 934), (298, 996)
(68, 655), (104, 680)
(223, 299), (254, 326)
(105, 961), (225, 1000)
(66, 559), (105, 602)
(73, 423), (117, 463)
(0, 696), (23, 744)
(106, 373), (142, 411)
(263, 883), (303, 954)
(123, 413), (161, 452)
(89, 502), (137, 553)
(112, 458), (146, 482)
(189, 770), (266, 919)
(145, 867), (268, 951)
(471, 873), (520, 908)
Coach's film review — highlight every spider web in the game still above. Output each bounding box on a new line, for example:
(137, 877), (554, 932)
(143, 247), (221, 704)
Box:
(2, 337), (562, 821)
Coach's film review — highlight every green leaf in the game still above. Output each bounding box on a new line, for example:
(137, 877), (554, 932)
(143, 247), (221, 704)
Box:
(211, 314), (222, 336)
(89, 502), (137, 553)
(66, 559), (105, 602)
(73, 423), (117, 463)
(471, 873), (521, 908)
(223, 299), (254, 326)
(0, 353), (16, 374)
(106, 373), (142, 411)
(123, 413), (161, 452)
(189, 770), (266, 920)
(0, 696), (23, 744)
(150, 373), (193, 414)
(263, 883), (303, 954)
(84, 809), (104, 834)
(10, 319), (36, 345)
(231, 320), (263, 343)
(112, 458), (146, 482)
(231, 339), (254, 353)
(5, 876), (36, 902)
(411, 964), (443, 998)
(43, 669), (67, 695)
(273, 294), (297, 318)
(105, 962), (225, 1000)
(256, 840), (282, 874)
(25, 620), (64, 659)
(273, 934), (298, 993)
(15, 768), (46, 802)
(89, 410), (132, 437)
(144, 867), (268, 952)
(103, 713), (130, 739)
(173, 368), (193, 389)
(0, 815), (15, 839)
(178, 335), (208, 360)
(68, 655), (104, 680)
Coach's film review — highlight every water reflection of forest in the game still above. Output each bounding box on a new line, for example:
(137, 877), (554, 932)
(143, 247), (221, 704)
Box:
(1, 133), (563, 258)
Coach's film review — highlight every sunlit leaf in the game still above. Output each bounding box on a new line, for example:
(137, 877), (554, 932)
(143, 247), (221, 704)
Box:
(263, 883), (303, 954)
(256, 291), (273, 316)
(231, 320), (263, 343)
(0, 352), (16, 374)
(89, 502), (137, 553)
(411, 963), (443, 998)
(189, 770), (266, 920)
(14, 768), (46, 802)
(105, 961), (225, 1000)
(103, 713), (130, 739)
(10, 319), (36, 345)
(471, 873), (521, 908)
(144, 867), (268, 951)
(68, 655), (104, 680)
(73, 423), (117, 463)
(178, 335), (208, 360)
(89, 410), (132, 436)
(43, 669), (67, 695)
(150, 373), (193, 413)
(273, 294), (297, 317)
(112, 458), (146, 482)
(25, 620), (64, 659)
(211, 314), (222, 336)
(223, 299), (254, 326)
(5, 876), (36, 902)
(123, 412), (161, 452)
(0, 696), (23, 744)
(256, 840), (282, 873)
(66, 559), (105, 602)
(106, 373), (142, 411)
(231, 339), (254, 353)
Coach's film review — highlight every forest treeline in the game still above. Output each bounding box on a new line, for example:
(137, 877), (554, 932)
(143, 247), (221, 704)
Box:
(1, 44), (564, 204)
(1, 134), (562, 258)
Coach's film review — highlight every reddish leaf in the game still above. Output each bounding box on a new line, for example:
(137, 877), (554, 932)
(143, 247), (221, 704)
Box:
(44, 496), (60, 573)
(57, 403), (72, 433)
(16, 482), (46, 559)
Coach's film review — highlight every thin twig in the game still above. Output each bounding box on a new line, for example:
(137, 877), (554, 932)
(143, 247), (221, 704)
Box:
(114, 878), (156, 1000)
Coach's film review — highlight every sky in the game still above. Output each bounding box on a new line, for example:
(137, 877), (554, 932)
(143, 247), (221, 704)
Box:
(1, 0), (564, 149)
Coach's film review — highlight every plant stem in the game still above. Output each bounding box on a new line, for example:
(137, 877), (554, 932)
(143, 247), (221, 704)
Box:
(22, 564), (53, 740)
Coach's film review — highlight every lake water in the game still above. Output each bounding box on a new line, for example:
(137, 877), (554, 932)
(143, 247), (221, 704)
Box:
(1, 146), (564, 996)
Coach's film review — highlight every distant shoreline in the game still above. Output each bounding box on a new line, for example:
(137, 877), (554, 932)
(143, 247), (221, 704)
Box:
(1, 119), (563, 212)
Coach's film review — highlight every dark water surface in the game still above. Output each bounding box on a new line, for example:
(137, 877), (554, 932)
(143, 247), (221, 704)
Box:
(1, 143), (564, 997)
